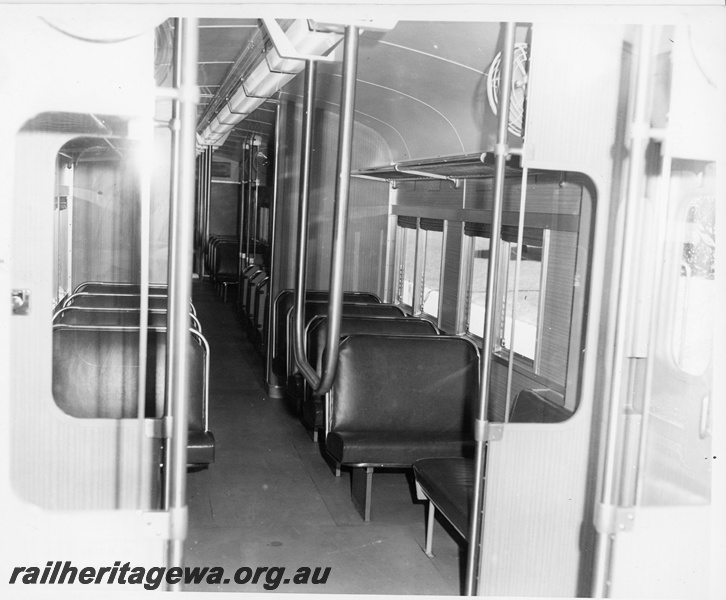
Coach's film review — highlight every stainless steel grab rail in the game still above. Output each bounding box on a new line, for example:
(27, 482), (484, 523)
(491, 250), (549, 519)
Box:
(464, 21), (516, 597)
(292, 25), (359, 396)
(164, 16), (198, 583)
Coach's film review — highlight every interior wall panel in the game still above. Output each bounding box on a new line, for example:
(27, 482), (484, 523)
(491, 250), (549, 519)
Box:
(208, 181), (240, 238)
(305, 107), (390, 295)
(439, 221), (463, 333)
(72, 159), (141, 287)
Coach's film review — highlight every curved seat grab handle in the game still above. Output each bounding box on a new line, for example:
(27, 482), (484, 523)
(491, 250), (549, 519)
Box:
(292, 26), (359, 396)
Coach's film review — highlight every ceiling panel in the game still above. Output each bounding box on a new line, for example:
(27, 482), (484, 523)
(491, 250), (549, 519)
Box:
(199, 20), (527, 161)
(198, 20), (258, 63)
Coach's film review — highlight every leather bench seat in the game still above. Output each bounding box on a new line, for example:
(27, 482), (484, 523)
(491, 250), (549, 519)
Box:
(413, 457), (474, 537)
(325, 333), (479, 520)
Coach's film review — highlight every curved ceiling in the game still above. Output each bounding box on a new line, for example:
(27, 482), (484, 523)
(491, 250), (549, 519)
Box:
(197, 19), (528, 164)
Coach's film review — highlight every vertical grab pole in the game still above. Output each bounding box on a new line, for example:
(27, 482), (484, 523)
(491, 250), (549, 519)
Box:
(292, 59), (319, 386)
(164, 16), (198, 583)
(245, 138), (254, 266)
(237, 144), (247, 303)
(265, 103), (283, 389)
(204, 147), (212, 274)
(315, 24), (359, 395)
(464, 21), (516, 596)
(198, 149), (205, 278)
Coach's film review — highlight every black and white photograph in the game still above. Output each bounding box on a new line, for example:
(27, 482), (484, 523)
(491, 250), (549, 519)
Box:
(0, 1), (723, 598)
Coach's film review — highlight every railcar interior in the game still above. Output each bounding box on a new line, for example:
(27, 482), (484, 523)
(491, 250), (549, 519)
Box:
(1, 4), (723, 599)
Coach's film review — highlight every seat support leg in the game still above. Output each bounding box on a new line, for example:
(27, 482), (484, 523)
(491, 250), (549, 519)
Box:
(425, 500), (435, 558)
(351, 467), (374, 521)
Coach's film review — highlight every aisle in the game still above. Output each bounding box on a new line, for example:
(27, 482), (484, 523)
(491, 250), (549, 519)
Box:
(184, 282), (462, 594)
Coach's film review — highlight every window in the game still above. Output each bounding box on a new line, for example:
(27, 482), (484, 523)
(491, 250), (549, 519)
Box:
(467, 235), (490, 337)
(464, 222), (548, 365)
(420, 219), (444, 318)
(672, 193), (714, 375)
(499, 236), (546, 363)
(396, 216), (417, 307)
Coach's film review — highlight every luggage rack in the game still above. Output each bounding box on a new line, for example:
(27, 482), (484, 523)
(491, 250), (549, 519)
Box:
(352, 151), (531, 187)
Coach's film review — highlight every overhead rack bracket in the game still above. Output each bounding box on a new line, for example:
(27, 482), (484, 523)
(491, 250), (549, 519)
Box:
(352, 150), (534, 187)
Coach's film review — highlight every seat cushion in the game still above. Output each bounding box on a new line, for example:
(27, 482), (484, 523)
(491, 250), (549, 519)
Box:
(326, 431), (473, 466)
(413, 457), (474, 537)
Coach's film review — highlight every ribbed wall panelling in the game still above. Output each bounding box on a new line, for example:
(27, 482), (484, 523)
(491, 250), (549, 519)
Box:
(476, 23), (622, 596)
(539, 230), (578, 385)
(479, 408), (593, 596)
(439, 221), (463, 333)
(522, 23), (624, 205)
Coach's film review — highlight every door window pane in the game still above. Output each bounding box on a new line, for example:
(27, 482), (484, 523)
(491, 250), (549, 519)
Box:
(672, 194), (715, 375)
(500, 242), (544, 361)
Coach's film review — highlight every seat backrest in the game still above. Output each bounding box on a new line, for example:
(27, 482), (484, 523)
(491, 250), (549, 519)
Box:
(214, 241), (239, 278)
(307, 315), (438, 375)
(55, 308), (169, 328)
(66, 294), (170, 311)
(329, 334), (479, 434)
(53, 328), (206, 429)
(286, 303), (406, 376)
(509, 389), (572, 423)
(245, 270), (268, 320)
(73, 283), (167, 296)
(271, 290), (381, 376)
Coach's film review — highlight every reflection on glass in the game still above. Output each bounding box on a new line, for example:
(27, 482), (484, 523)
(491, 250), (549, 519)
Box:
(673, 194), (715, 376)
